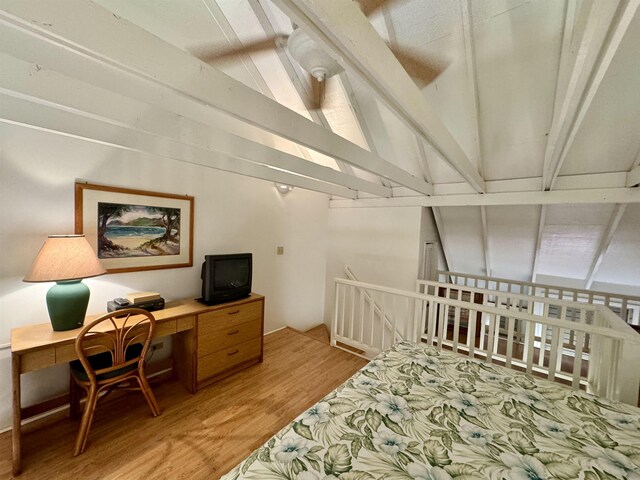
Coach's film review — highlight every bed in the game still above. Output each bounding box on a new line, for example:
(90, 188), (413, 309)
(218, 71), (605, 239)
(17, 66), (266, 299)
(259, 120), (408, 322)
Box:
(221, 341), (640, 480)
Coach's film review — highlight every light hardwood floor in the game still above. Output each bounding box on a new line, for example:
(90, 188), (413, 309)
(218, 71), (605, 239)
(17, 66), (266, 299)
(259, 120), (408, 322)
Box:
(0, 328), (367, 480)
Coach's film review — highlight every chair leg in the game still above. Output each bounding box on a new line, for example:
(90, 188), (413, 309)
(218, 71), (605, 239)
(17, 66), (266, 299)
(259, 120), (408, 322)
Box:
(136, 373), (161, 417)
(69, 375), (81, 420)
(74, 385), (98, 456)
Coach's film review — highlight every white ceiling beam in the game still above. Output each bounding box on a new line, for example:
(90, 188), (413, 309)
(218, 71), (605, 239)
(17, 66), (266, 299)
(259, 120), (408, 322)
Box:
(271, 0), (486, 193)
(543, 0), (640, 190)
(388, 172), (628, 197)
(338, 72), (391, 188)
(584, 204), (627, 289)
(0, 93), (358, 198)
(543, 0), (577, 163)
(531, 206), (547, 283)
(627, 149), (640, 186)
(0, 0), (431, 194)
(460, 0), (490, 277)
(628, 166), (640, 187)
(330, 187), (640, 208)
(459, 0), (483, 177)
(0, 54), (390, 197)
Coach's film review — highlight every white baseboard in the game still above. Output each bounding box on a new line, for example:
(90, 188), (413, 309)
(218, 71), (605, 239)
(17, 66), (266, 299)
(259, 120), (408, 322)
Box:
(264, 326), (287, 336)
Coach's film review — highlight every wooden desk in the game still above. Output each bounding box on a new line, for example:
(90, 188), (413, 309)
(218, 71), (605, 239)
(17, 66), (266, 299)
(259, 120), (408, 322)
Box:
(11, 294), (264, 475)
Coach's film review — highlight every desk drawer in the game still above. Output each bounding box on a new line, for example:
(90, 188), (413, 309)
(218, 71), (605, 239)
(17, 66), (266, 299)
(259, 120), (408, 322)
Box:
(198, 317), (261, 358)
(198, 300), (262, 333)
(21, 349), (56, 373)
(197, 337), (261, 382)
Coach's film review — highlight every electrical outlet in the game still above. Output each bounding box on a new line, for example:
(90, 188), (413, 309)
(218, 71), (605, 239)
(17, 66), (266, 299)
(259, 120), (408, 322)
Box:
(277, 246), (284, 255)
(151, 342), (164, 351)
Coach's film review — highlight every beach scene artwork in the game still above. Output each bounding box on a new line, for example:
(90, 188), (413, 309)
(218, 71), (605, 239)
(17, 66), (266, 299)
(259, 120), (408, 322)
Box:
(98, 202), (181, 258)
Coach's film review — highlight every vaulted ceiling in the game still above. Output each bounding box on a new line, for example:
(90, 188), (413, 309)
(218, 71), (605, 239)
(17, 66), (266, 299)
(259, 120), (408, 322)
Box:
(1, 0), (639, 291)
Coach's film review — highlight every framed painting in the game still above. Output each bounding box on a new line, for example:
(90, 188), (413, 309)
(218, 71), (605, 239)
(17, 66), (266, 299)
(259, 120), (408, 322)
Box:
(75, 183), (194, 274)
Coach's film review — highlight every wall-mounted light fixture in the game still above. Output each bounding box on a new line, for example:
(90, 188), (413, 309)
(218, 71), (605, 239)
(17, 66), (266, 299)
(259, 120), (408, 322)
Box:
(275, 183), (294, 194)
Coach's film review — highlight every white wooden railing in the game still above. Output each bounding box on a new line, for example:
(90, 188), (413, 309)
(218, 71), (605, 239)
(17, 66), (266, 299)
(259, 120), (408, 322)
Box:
(332, 277), (640, 405)
(438, 270), (640, 326)
(416, 279), (598, 356)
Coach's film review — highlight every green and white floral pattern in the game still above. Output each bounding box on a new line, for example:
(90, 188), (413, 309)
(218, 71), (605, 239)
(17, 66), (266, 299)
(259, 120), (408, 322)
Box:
(221, 342), (640, 480)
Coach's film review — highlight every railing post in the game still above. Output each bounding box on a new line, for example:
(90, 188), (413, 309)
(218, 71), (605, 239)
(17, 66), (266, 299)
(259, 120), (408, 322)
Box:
(331, 282), (340, 347)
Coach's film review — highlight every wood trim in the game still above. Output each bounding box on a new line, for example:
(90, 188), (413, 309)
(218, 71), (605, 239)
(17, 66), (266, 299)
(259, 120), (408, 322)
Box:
(74, 182), (194, 274)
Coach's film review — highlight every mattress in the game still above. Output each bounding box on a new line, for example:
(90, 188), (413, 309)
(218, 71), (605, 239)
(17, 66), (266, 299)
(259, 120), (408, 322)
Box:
(221, 341), (640, 480)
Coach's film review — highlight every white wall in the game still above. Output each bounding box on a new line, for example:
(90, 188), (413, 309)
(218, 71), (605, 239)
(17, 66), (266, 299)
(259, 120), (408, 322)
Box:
(324, 206), (424, 324)
(0, 123), (329, 429)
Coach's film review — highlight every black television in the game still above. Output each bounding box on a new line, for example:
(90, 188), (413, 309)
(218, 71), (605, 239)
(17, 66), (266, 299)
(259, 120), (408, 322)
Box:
(200, 253), (252, 305)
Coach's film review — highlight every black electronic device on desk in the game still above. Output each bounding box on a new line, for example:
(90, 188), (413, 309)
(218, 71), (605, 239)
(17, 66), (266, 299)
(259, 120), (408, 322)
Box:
(107, 296), (165, 313)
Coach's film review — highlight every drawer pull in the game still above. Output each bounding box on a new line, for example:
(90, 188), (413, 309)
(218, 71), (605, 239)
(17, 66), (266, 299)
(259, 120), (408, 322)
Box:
(227, 350), (239, 356)
(227, 310), (240, 315)
(227, 330), (240, 335)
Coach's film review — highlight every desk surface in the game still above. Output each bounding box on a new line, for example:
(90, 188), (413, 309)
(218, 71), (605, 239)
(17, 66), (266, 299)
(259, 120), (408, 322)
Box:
(11, 293), (264, 354)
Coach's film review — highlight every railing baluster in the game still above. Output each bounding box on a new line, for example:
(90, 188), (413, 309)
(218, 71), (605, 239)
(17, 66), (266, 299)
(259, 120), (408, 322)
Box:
(331, 283), (340, 346)
(426, 300), (436, 345)
(493, 315), (501, 355)
(358, 288), (365, 344)
(380, 295), (386, 350)
(547, 326), (560, 381)
(572, 330), (585, 389)
(349, 287), (356, 341)
(608, 339), (622, 401)
(437, 300), (446, 351)
(486, 313), (496, 363)
(526, 322), (536, 375)
(420, 298), (428, 337)
(392, 296), (398, 345)
(369, 292), (375, 347)
(556, 327), (565, 374)
(340, 285), (347, 338)
(452, 305), (461, 353)
(467, 309), (477, 358)
(349, 289), (364, 340)
(479, 312), (487, 352)
(538, 303), (550, 367)
(621, 299), (629, 322)
(505, 316), (515, 368)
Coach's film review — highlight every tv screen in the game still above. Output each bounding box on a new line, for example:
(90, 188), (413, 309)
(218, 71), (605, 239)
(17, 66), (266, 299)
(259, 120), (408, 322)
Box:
(201, 253), (252, 305)
(213, 258), (251, 291)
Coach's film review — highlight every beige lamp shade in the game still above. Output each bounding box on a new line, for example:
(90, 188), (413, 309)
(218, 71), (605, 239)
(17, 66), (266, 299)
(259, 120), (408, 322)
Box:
(23, 235), (106, 283)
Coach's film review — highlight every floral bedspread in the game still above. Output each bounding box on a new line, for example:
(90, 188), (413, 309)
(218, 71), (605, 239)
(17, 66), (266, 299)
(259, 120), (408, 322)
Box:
(220, 341), (640, 480)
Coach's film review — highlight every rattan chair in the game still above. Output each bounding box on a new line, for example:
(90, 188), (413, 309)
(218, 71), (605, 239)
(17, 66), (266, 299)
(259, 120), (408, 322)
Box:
(69, 308), (161, 455)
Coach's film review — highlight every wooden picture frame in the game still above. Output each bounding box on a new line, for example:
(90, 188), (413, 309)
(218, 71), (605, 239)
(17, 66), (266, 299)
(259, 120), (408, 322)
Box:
(75, 182), (194, 274)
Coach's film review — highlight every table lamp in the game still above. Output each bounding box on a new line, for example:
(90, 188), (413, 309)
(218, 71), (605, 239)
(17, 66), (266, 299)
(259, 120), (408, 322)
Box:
(23, 235), (106, 331)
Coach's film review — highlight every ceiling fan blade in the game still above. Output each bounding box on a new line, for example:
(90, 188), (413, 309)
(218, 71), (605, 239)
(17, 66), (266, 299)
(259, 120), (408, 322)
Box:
(357, 0), (394, 17)
(308, 73), (325, 110)
(388, 44), (449, 87)
(192, 34), (288, 63)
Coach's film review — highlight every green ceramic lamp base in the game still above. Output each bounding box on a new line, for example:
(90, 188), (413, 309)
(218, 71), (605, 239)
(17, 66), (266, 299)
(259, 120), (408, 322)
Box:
(46, 280), (90, 331)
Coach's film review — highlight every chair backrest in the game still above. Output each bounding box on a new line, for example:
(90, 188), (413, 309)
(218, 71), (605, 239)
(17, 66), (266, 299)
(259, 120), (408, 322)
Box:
(74, 308), (156, 382)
